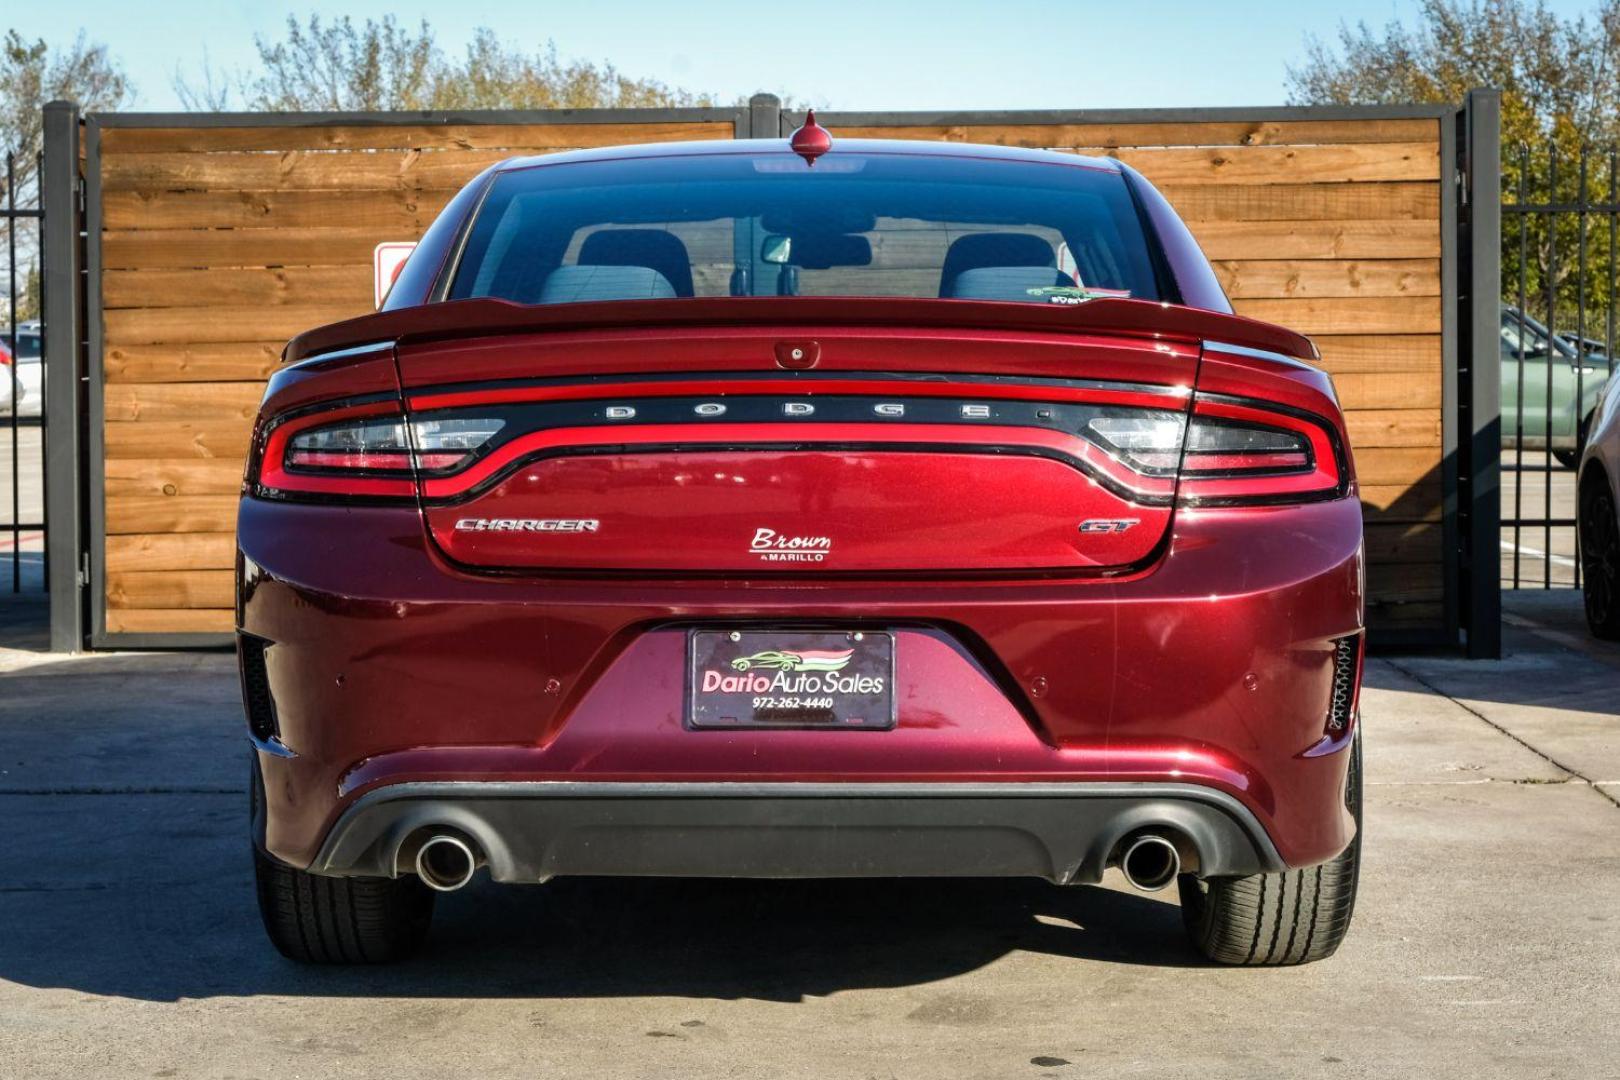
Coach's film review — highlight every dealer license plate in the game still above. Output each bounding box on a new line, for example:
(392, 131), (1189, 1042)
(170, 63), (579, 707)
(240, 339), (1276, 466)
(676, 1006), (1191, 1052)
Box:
(687, 629), (895, 730)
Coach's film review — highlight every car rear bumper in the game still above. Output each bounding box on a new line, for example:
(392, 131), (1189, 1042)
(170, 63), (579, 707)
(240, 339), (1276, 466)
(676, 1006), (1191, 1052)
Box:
(239, 494), (1364, 878)
(304, 781), (1284, 884)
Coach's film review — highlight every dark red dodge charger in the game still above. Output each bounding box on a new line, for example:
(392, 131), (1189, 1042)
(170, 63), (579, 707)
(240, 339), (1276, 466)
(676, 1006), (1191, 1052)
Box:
(241, 118), (1363, 966)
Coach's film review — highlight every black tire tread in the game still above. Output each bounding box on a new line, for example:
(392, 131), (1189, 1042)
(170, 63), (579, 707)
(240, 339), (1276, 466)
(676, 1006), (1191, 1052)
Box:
(1581, 477), (1620, 640)
(1179, 733), (1361, 966)
(254, 847), (433, 964)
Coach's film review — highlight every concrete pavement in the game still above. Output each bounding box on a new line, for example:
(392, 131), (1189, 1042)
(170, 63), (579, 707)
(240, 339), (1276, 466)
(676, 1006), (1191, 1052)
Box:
(0, 593), (1617, 1079)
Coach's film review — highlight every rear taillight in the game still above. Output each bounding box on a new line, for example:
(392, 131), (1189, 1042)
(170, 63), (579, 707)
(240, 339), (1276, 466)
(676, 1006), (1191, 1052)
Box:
(1081, 410), (1185, 474)
(1182, 419), (1310, 474)
(1177, 398), (1344, 505)
(254, 402), (504, 499)
(1077, 397), (1346, 506)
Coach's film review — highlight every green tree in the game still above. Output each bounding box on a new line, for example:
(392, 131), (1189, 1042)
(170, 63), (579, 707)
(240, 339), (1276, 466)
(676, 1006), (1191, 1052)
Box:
(1288, 0), (1620, 329)
(175, 16), (717, 112)
(1, 29), (131, 319)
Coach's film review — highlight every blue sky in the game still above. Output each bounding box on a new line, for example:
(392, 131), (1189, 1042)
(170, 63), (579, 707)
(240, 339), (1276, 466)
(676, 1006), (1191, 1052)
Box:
(14, 0), (1602, 111)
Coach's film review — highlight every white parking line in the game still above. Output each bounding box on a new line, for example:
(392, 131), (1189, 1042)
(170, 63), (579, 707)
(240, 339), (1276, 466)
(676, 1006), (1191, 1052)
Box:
(1500, 538), (1580, 569)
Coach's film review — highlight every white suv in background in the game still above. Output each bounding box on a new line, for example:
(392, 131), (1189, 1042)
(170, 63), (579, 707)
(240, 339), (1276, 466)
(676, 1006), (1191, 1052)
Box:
(1, 321), (42, 418)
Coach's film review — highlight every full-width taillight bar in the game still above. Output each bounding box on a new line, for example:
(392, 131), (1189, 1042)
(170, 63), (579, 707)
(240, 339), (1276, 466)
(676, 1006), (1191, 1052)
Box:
(250, 384), (1345, 508)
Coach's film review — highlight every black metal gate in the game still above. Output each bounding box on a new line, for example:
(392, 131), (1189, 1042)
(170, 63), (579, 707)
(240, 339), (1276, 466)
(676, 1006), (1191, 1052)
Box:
(2, 148), (44, 596)
(1501, 140), (1620, 590)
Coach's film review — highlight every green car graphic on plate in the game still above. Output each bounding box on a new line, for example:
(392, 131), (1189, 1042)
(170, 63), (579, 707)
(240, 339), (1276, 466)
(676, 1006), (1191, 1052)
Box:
(730, 648), (854, 673)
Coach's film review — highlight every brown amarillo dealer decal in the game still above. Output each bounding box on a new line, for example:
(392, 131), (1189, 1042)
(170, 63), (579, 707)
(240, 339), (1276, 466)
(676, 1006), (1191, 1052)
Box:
(749, 527), (831, 562)
(687, 630), (895, 728)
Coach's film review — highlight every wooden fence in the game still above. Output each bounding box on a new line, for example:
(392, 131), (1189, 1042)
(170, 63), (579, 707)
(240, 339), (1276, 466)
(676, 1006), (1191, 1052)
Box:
(84, 99), (1459, 644)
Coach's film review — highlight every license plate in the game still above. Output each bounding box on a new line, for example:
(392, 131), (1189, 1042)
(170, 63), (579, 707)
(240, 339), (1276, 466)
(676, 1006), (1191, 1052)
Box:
(687, 629), (896, 730)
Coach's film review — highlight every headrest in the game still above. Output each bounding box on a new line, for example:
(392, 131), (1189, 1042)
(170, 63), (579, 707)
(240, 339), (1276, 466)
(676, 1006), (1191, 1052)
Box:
(538, 264), (678, 304)
(939, 232), (1057, 295)
(578, 229), (695, 297)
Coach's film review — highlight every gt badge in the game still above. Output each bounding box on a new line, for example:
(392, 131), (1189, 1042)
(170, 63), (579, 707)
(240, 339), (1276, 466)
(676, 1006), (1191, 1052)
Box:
(1078, 519), (1139, 533)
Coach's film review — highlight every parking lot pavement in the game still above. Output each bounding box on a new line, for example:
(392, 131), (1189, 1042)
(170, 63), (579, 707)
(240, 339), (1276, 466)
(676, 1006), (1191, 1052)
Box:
(1, 596), (1617, 1079)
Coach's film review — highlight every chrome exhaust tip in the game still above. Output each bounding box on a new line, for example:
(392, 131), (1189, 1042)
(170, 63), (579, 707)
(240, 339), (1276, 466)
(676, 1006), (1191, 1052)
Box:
(414, 834), (478, 892)
(1119, 834), (1181, 892)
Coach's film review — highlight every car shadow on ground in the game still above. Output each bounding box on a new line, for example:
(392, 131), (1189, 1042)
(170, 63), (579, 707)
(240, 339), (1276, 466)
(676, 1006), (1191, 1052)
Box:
(0, 853), (1206, 1003)
(0, 610), (1207, 1004)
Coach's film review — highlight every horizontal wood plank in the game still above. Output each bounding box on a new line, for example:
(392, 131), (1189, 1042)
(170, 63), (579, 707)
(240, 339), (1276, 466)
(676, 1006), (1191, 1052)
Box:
(105, 607), (235, 634)
(1354, 445), (1442, 487)
(104, 383), (264, 421)
(1214, 259), (1440, 300)
(1364, 522), (1442, 562)
(1113, 143), (1441, 185)
(100, 121), (735, 154)
(105, 266), (373, 309)
(105, 420), (253, 459)
(102, 227), (390, 271)
(1311, 335), (1442, 372)
(106, 495), (238, 534)
(107, 532), (235, 572)
(103, 149), (514, 193)
(1360, 481), (1443, 521)
(1345, 409), (1442, 448)
(1160, 182), (1439, 222)
(1233, 296), (1441, 335)
(105, 458), (244, 496)
(105, 303), (366, 344)
(100, 142), (1435, 192)
(106, 342), (285, 383)
(1364, 561), (1444, 603)
(1333, 371), (1442, 410)
(832, 118), (1439, 148)
(107, 569), (235, 609)
(1191, 220), (1440, 260)
(103, 187), (453, 231)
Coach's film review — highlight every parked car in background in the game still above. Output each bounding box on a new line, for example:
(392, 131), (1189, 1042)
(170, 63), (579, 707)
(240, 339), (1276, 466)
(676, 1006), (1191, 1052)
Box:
(241, 121), (1365, 968)
(1579, 366), (1620, 638)
(2, 321), (43, 418)
(1503, 306), (1610, 468)
(1556, 329), (1612, 360)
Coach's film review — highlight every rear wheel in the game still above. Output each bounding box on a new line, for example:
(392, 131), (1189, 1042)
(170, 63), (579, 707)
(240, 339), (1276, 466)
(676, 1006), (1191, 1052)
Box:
(1581, 476), (1620, 640)
(254, 847), (435, 964)
(1178, 731), (1361, 966)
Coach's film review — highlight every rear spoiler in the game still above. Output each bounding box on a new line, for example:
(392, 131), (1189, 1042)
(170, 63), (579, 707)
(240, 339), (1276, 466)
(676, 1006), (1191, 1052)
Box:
(285, 295), (1318, 368)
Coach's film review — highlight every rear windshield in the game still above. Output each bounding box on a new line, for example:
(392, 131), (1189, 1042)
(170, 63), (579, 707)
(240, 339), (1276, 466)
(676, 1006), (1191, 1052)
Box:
(447, 151), (1166, 306)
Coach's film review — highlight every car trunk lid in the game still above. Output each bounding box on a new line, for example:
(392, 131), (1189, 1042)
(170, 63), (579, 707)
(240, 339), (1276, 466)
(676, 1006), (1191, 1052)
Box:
(384, 303), (1210, 576)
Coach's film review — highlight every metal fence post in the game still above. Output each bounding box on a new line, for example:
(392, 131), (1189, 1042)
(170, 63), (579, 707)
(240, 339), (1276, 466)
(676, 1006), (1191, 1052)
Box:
(1460, 88), (1502, 658)
(41, 100), (84, 652)
(748, 93), (781, 139)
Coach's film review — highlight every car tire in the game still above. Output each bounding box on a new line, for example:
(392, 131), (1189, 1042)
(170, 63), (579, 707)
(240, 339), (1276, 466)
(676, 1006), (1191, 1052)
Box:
(1555, 411), (1597, 470)
(1580, 476), (1620, 640)
(254, 846), (435, 964)
(1178, 730), (1361, 966)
